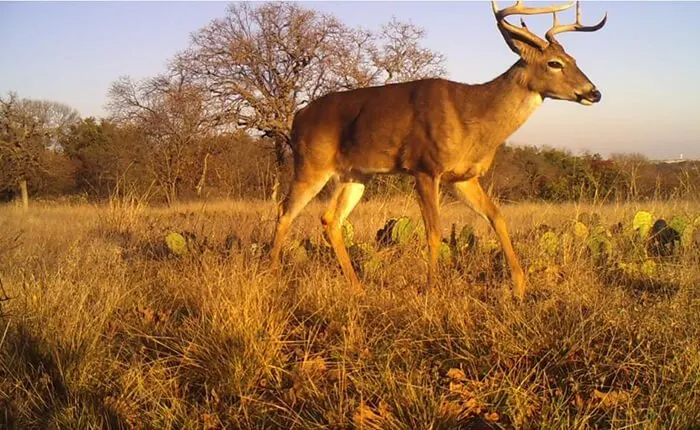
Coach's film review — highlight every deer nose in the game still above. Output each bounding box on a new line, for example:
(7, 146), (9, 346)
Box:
(589, 88), (602, 103)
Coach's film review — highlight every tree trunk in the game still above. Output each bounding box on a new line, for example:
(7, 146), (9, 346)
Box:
(167, 181), (177, 207)
(19, 178), (29, 211)
(196, 153), (210, 197)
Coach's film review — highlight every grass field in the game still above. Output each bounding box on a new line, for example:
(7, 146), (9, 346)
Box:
(1, 196), (699, 429)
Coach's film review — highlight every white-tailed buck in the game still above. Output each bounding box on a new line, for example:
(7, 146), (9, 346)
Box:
(270, 0), (607, 298)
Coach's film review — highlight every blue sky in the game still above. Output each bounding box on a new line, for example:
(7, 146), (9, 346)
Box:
(1, 1), (698, 159)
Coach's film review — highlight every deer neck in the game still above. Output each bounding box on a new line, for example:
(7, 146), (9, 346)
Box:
(472, 60), (543, 144)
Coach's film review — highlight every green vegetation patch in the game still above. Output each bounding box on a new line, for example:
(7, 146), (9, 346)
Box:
(633, 211), (654, 238)
(165, 231), (188, 256)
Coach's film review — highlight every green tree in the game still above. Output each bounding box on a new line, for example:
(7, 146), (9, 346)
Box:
(0, 93), (79, 208)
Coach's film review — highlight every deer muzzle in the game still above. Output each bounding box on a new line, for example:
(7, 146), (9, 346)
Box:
(576, 88), (602, 105)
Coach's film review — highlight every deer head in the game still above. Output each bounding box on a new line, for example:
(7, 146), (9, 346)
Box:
(493, 0), (607, 105)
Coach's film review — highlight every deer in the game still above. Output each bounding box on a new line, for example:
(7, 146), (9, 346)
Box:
(270, 0), (607, 299)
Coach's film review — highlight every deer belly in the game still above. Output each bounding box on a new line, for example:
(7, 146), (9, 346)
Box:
(341, 145), (401, 175)
(442, 159), (491, 182)
(349, 167), (394, 176)
(442, 167), (478, 183)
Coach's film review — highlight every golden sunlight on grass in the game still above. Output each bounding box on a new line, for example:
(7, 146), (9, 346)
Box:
(1, 198), (699, 428)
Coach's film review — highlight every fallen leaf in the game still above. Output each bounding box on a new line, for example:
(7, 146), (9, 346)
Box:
(593, 389), (631, 410)
(446, 368), (467, 382)
(485, 411), (500, 422)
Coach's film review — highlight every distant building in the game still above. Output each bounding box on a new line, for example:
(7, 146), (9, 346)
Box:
(657, 157), (698, 164)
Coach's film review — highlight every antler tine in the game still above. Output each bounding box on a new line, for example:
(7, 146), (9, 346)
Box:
(546, 0), (608, 43)
(576, 0), (582, 23)
(492, 0), (576, 50)
(493, 0), (575, 20)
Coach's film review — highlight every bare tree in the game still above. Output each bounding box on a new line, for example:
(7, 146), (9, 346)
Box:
(175, 2), (445, 181)
(611, 152), (648, 199)
(107, 70), (223, 204)
(372, 18), (446, 84)
(0, 92), (79, 209)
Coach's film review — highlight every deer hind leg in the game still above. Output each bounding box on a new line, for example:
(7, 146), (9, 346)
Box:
(414, 173), (442, 293)
(270, 171), (332, 271)
(452, 178), (526, 299)
(321, 181), (365, 288)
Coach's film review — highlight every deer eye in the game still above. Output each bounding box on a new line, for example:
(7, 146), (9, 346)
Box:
(548, 60), (564, 70)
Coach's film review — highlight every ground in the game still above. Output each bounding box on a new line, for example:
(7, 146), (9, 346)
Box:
(0, 196), (698, 429)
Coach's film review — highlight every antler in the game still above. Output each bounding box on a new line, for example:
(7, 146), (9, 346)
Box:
(545, 1), (608, 44)
(492, 0), (576, 51)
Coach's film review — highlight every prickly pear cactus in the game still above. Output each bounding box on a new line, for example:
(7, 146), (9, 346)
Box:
(482, 239), (500, 254)
(573, 221), (589, 240)
(165, 232), (187, 256)
(320, 219), (355, 249)
(618, 261), (638, 277)
(560, 232), (574, 263)
(458, 226), (477, 251)
(633, 211), (654, 239)
(438, 241), (452, 264)
(449, 224), (477, 255)
(586, 225), (612, 260)
(669, 216), (689, 235)
(349, 243), (381, 276)
(341, 219), (354, 247)
(578, 212), (601, 226)
(528, 258), (548, 274)
(577, 212), (591, 225)
(391, 216), (418, 245)
(539, 231), (559, 258)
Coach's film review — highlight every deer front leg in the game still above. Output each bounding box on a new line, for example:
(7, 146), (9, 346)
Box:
(452, 178), (526, 300)
(415, 173), (442, 294)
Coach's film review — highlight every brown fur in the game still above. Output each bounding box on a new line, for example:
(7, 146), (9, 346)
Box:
(270, 2), (606, 298)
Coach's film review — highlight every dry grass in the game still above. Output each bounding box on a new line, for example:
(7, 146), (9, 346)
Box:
(1, 195), (699, 429)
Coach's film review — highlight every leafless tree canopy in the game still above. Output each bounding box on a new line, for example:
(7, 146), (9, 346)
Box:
(107, 72), (228, 204)
(174, 2), (446, 159)
(610, 152), (650, 199)
(107, 71), (222, 140)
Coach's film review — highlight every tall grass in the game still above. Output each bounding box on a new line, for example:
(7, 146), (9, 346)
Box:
(0, 196), (698, 429)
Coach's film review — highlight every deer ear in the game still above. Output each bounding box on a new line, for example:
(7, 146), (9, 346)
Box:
(497, 19), (546, 56)
(510, 38), (545, 57)
(501, 29), (545, 56)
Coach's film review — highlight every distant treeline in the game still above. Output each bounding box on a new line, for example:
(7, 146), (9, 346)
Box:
(4, 2), (697, 207)
(1, 115), (697, 205)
